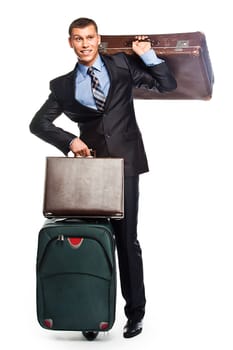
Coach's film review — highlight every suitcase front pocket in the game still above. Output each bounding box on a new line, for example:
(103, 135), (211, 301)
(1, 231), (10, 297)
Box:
(37, 236), (113, 331)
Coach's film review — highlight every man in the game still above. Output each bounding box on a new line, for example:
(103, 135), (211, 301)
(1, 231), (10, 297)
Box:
(30, 17), (177, 339)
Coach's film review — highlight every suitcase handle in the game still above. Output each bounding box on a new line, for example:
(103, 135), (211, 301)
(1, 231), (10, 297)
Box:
(124, 38), (156, 47)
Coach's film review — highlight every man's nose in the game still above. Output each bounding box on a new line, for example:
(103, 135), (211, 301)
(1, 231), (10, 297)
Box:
(82, 38), (89, 46)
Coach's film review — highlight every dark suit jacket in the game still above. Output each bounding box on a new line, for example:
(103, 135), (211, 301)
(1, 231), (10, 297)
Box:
(30, 53), (177, 176)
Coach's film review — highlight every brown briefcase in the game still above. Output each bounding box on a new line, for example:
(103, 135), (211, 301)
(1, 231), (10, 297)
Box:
(99, 31), (214, 100)
(43, 157), (124, 219)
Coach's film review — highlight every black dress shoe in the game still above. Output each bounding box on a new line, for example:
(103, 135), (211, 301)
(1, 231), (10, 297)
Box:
(82, 331), (98, 341)
(123, 319), (143, 338)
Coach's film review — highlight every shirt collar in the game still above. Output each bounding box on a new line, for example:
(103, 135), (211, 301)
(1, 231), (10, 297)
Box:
(77, 55), (104, 77)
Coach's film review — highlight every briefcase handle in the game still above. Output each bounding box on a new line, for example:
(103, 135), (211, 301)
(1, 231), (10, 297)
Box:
(75, 149), (96, 158)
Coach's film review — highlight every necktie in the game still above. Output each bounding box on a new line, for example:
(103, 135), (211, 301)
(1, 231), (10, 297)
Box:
(87, 66), (106, 112)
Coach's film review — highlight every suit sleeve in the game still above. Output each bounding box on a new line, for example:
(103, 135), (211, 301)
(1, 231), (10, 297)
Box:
(29, 90), (77, 155)
(127, 54), (177, 93)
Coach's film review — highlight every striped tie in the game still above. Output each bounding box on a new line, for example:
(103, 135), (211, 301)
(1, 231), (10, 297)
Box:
(87, 66), (106, 112)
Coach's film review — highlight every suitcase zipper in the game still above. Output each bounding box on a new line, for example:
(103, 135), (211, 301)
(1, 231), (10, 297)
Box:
(57, 234), (64, 241)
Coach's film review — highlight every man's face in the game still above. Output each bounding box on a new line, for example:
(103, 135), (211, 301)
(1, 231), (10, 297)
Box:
(69, 24), (101, 66)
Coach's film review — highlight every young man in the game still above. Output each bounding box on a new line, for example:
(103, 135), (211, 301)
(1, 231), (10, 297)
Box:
(30, 17), (177, 339)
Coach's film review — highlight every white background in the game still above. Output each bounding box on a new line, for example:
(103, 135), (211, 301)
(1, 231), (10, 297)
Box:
(1, 1), (232, 349)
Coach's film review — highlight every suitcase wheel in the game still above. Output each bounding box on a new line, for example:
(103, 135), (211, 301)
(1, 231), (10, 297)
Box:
(82, 331), (99, 341)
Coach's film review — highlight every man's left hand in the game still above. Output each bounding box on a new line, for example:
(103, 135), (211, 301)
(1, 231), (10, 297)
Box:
(132, 36), (152, 56)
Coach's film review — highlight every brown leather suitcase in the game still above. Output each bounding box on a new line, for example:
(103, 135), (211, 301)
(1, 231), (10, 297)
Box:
(43, 157), (124, 219)
(99, 31), (214, 100)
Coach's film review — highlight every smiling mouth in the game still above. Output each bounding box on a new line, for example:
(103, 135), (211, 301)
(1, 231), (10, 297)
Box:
(81, 49), (92, 55)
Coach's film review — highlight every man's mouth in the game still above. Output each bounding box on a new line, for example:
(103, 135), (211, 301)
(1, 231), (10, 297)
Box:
(81, 49), (92, 55)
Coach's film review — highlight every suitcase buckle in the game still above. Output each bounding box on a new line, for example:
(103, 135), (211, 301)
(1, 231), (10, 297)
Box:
(176, 40), (190, 49)
(99, 42), (108, 53)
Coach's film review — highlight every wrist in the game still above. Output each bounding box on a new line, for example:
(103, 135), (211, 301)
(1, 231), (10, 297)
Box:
(69, 137), (78, 148)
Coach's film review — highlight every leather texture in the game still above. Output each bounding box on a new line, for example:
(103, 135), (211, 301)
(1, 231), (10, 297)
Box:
(99, 31), (214, 100)
(43, 157), (124, 218)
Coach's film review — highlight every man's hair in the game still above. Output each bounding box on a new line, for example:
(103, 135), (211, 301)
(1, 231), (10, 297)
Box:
(69, 18), (98, 36)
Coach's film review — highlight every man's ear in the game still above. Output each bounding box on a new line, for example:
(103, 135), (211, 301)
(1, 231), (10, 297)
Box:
(68, 37), (73, 48)
(98, 34), (101, 46)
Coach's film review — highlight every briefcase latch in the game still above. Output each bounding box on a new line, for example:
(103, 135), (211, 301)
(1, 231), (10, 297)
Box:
(176, 40), (190, 49)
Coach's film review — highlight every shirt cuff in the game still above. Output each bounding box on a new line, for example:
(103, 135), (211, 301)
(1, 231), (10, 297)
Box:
(69, 137), (78, 147)
(140, 49), (164, 66)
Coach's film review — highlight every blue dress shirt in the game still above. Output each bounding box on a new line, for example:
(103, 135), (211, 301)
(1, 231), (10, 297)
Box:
(75, 50), (163, 109)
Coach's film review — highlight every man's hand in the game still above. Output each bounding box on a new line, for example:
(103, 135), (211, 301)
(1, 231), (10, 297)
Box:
(69, 137), (91, 157)
(132, 35), (152, 56)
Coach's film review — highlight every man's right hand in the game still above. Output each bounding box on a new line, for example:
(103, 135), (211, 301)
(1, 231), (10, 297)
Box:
(69, 137), (91, 157)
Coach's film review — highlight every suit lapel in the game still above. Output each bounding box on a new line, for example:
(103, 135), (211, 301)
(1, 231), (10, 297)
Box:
(63, 65), (99, 113)
(63, 67), (77, 104)
(100, 55), (115, 110)
(64, 56), (116, 112)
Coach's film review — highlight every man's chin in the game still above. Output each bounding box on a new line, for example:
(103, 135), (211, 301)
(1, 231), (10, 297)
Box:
(78, 57), (92, 65)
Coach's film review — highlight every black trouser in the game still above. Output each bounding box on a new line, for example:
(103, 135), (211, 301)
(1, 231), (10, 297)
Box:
(111, 175), (146, 322)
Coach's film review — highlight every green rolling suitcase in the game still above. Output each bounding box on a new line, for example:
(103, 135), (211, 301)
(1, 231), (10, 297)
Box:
(36, 218), (116, 338)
